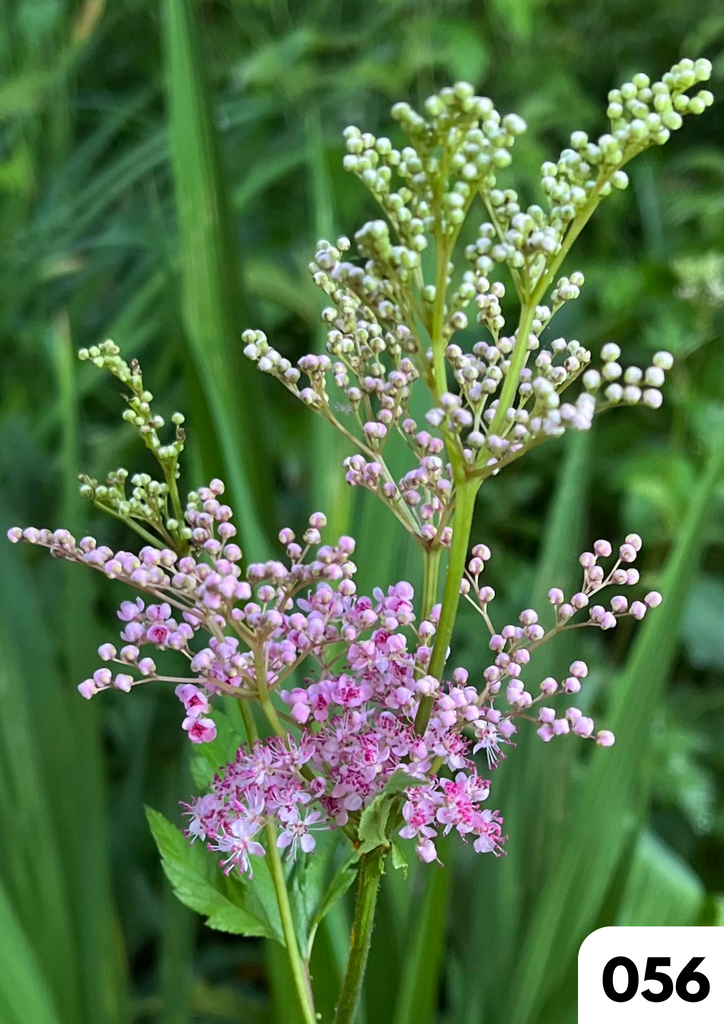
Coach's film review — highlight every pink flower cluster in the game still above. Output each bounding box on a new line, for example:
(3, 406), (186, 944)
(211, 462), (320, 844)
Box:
(186, 650), (505, 871)
(8, 482), (661, 873)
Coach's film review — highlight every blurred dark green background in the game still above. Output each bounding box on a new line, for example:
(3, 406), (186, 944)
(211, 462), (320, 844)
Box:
(1, 1), (723, 1022)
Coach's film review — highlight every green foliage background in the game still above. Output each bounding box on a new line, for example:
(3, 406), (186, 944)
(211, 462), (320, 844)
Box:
(1, 1), (723, 1022)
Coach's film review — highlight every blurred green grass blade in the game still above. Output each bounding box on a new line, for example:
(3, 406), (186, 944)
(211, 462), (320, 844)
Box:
(305, 105), (353, 539)
(308, 907), (349, 1024)
(0, 878), (62, 1024)
(54, 314), (129, 1024)
(390, 838), (452, 1024)
(160, 851), (195, 1024)
(616, 831), (704, 926)
(163, 0), (271, 557)
(0, 617), (80, 1023)
(508, 422), (724, 1023)
(268, 940), (305, 1024)
(159, 753), (195, 1024)
(457, 430), (591, 1023)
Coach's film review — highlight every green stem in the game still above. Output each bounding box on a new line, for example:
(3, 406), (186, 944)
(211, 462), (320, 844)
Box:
(333, 850), (385, 1024)
(486, 173), (613, 442)
(94, 502), (166, 550)
(238, 703), (317, 1024)
(264, 822), (316, 1024)
(163, 456), (185, 524)
(421, 546), (442, 621)
(414, 476), (478, 734)
(430, 238), (449, 398)
(255, 649), (288, 739)
(487, 300), (535, 439)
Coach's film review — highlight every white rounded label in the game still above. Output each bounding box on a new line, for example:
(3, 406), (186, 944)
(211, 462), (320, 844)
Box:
(579, 926), (724, 1021)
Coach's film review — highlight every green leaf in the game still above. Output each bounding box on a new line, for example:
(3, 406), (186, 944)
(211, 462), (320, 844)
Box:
(390, 837), (452, 1024)
(390, 843), (408, 877)
(0, 879), (62, 1024)
(290, 829), (358, 959)
(146, 806), (284, 943)
(357, 772), (423, 855)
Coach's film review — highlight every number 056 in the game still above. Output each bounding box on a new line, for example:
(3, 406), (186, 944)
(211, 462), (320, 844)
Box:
(602, 956), (710, 1004)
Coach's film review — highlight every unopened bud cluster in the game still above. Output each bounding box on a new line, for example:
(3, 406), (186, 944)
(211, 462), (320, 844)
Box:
(244, 59), (705, 527)
(78, 341), (188, 550)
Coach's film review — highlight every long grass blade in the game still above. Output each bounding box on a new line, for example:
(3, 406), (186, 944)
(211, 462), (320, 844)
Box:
(508, 420), (724, 1023)
(449, 429), (591, 1024)
(0, 878), (62, 1024)
(163, 0), (271, 557)
(616, 830), (704, 926)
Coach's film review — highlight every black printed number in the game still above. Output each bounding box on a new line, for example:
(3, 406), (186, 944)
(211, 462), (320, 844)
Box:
(641, 958), (673, 1002)
(675, 957), (710, 1003)
(602, 956), (709, 1003)
(602, 957), (638, 1002)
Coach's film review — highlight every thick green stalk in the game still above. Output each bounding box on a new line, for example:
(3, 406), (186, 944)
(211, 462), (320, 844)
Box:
(238, 703), (316, 1024)
(333, 851), (385, 1024)
(415, 476), (478, 733)
(421, 546), (442, 621)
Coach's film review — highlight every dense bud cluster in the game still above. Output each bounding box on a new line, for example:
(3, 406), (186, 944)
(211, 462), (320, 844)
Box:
(244, 60), (704, 534)
(78, 340), (188, 551)
(470, 58), (712, 288)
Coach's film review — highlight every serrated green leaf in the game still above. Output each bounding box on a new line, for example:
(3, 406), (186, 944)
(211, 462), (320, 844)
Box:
(146, 806), (283, 943)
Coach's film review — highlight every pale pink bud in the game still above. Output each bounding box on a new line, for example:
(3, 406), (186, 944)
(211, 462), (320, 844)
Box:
(572, 716), (594, 738)
(630, 601), (646, 620)
(416, 839), (438, 863)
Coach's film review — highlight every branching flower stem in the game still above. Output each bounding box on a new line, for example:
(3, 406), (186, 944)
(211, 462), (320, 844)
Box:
(239, 701), (317, 1024)
(415, 472), (479, 733)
